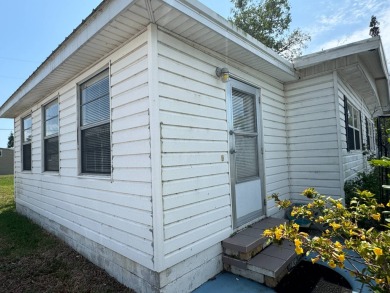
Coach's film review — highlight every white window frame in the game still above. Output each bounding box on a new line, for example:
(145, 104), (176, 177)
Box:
(347, 102), (361, 151)
(43, 99), (59, 172)
(78, 69), (111, 175)
(22, 115), (32, 171)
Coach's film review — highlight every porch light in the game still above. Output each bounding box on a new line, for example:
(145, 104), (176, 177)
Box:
(216, 67), (230, 83)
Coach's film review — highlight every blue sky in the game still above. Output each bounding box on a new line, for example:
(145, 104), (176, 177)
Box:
(0, 0), (389, 147)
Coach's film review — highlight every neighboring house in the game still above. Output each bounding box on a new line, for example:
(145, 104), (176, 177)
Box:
(0, 1), (388, 292)
(0, 148), (14, 175)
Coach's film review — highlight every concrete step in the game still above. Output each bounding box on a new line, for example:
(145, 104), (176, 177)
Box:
(223, 241), (301, 288)
(222, 217), (287, 261)
(222, 217), (302, 288)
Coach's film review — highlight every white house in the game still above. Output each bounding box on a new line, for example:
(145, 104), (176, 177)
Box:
(0, 147), (14, 175)
(0, 0), (388, 292)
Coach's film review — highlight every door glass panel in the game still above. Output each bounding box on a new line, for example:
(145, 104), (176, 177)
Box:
(232, 89), (256, 133)
(235, 135), (259, 182)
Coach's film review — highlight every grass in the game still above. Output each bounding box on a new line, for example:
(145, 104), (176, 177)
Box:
(0, 175), (133, 293)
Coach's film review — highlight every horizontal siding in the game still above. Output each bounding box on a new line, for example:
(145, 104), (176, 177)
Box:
(338, 77), (374, 181)
(158, 28), (291, 266)
(158, 31), (231, 268)
(13, 31), (154, 270)
(286, 74), (342, 199)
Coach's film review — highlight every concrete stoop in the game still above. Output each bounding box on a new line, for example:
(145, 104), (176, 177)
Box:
(222, 217), (302, 288)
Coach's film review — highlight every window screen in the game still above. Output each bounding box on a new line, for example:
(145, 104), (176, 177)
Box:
(346, 100), (361, 151)
(232, 89), (259, 182)
(44, 100), (59, 171)
(80, 69), (111, 174)
(22, 116), (32, 171)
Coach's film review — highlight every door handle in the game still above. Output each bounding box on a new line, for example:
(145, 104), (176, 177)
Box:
(230, 149), (236, 154)
(229, 130), (234, 135)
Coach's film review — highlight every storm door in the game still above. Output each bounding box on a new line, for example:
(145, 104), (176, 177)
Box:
(228, 79), (264, 228)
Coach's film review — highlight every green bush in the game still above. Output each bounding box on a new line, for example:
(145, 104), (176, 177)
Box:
(344, 167), (381, 207)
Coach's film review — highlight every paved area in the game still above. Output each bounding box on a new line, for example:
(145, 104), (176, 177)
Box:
(193, 272), (275, 293)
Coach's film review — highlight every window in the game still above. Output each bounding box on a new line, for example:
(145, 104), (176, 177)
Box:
(79, 69), (111, 174)
(366, 117), (374, 151)
(22, 115), (32, 171)
(44, 100), (59, 171)
(345, 99), (361, 151)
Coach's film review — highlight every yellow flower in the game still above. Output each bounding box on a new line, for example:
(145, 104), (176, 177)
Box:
(292, 223), (299, 230)
(302, 188), (317, 198)
(373, 247), (383, 257)
(275, 228), (283, 240)
(328, 260), (336, 269)
(387, 201), (390, 207)
(325, 229), (330, 234)
(375, 278), (384, 284)
(334, 241), (343, 249)
(263, 229), (273, 237)
(295, 246), (303, 255)
(317, 216), (324, 223)
(294, 238), (302, 247)
(338, 254), (345, 263)
(329, 222), (341, 230)
(311, 257), (319, 264)
(371, 213), (381, 221)
(336, 203), (343, 209)
(306, 211), (312, 216)
(307, 203), (313, 208)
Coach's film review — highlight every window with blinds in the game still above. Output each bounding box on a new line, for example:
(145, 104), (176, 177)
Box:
(22, 115), (32, 171)
(80, 69), (111, 174)
(44, 100), (59, 171)
(232, 89), (259, 182)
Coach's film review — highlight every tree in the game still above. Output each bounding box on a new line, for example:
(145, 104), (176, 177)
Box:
(229, 0), (311, 60)
(7, 132), (14, 148)
(369, 15), (380, 37)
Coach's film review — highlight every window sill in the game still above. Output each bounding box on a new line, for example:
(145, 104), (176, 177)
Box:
(42, 171), (60, 176)
(78, 173), (112, 181)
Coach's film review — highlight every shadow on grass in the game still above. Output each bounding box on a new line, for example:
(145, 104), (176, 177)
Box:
(0, 207), (57, 257)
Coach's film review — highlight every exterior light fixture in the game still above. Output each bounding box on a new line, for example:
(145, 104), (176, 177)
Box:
(216, 67), (230, 83)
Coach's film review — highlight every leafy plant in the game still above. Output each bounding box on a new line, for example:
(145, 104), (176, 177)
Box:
(265, 189), (390, 292)
(229, 0), (310, 60)
(344, 168), (381, 207)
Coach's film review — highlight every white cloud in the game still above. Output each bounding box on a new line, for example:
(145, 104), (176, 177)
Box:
(309, 5), (390, 68)
(309, 0), (387, 37)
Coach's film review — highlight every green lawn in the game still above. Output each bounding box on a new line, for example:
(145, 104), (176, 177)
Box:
(0, 175), (133, 293)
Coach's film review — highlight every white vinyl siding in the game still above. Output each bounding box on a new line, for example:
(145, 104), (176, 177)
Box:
(157, 28), (290, 267)
(13, 31), (154, 270)
(286, 74), (342, 199)
(262, 86), (290, 216)
(338, 78), (373, 181)
(158, 30), (231, 268)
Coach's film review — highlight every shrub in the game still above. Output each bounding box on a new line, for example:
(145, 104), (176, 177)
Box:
(265, 189), (390, 293)
(344, 168), (381, 207)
